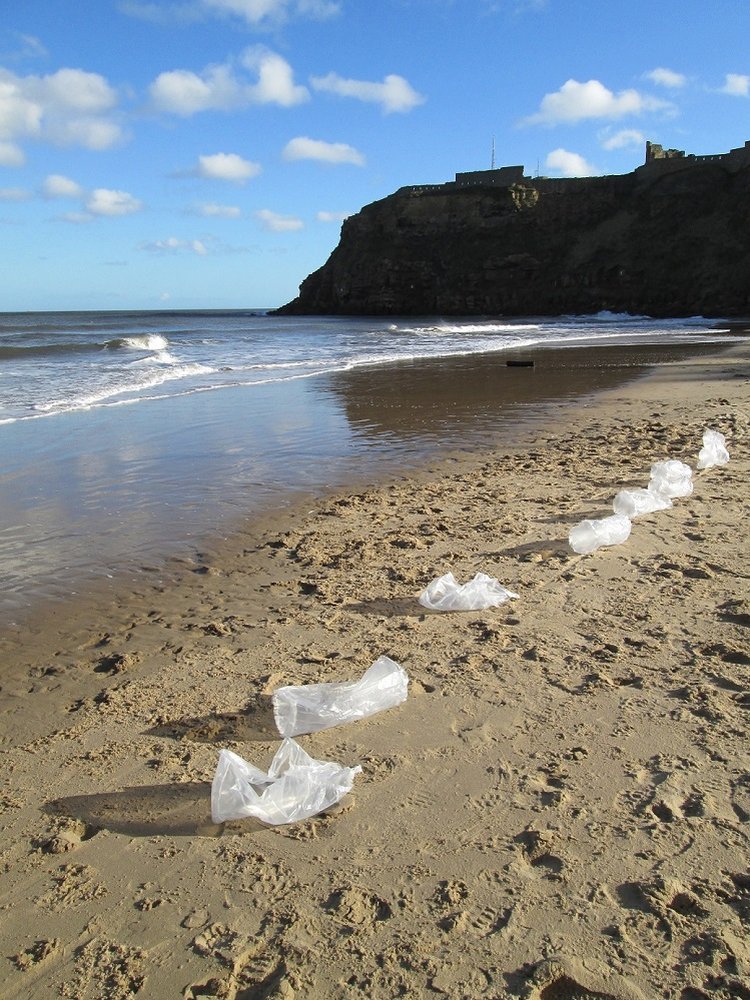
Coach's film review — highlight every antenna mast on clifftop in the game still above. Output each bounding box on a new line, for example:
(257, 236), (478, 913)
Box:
(491, 136), (496, 170)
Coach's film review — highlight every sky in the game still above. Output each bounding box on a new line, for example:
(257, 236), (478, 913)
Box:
(1, 0), (748, 312)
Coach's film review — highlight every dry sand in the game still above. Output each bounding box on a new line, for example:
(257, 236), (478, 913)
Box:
(0, 342), (748, 1000)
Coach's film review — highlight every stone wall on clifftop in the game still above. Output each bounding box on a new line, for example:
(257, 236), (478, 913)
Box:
(275, 150), (750, 318)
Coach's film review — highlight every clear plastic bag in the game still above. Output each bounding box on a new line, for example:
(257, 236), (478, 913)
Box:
(648, 459), (693, 498)
(697, 429), (729, 470)
(568, 513), (631, 555)
(272, 655), (408, 738)
(418, 571), (519, 612)
(613, 487), (672, 518)
(211, 739), (361, 825)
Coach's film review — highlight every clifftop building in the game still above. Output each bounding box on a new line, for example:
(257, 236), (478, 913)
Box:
(397, 139), (750, 196)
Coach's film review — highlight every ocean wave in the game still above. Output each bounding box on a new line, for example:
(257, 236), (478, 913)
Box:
(0, 332), (171, 361)
(106, 334), (170, 351)
(0, 341), (99, 360)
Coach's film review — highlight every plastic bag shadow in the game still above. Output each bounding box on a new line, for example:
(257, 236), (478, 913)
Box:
(145, 697), (277, 744)
(345, 596), (426, 617)
(533, 505), (612, 526)
(46, 782), (263, 838)
(488, 538), (569, 561)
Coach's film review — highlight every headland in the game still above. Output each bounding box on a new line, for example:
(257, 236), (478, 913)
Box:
(276, 139), (750, 318)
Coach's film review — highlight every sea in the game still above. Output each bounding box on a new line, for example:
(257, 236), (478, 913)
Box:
(0, 309), (743, 621)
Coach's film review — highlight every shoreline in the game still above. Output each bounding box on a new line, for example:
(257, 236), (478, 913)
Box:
(0, 339), (748, 998)
(0, 335), (739, 629)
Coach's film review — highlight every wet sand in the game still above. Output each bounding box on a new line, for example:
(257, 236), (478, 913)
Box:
(0, 339), (748, 999)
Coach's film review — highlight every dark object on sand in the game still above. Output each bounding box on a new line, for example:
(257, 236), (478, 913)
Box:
(506, 359), (535, 368)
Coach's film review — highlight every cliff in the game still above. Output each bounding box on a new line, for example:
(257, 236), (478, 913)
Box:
(276, 147), (750, 318)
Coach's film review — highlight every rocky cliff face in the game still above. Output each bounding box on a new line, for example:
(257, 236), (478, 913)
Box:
(276, 162), (750, 317)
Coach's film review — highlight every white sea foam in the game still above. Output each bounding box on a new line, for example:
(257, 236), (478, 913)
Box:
(31, 362), (215, 416)
(396, 322), (540, 336)
(130, 350), (180, 366)
(116, 334), (170, 351)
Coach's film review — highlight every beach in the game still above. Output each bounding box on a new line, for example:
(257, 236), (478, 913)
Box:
(0, 339), (748, 999)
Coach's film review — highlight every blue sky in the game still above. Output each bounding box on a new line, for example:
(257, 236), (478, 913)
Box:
(1, 0), (748, 311)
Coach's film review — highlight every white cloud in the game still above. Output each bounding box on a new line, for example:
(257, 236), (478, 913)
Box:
(195, 152), (262, 183)
(600, 128), (645, 151)
(524, 79), (671, 125)
(0, 187), (31, 201)
(310, 72), (425, 114)
(255, 208), (304, 232)
(0, 67), (124, 152)
(316, 209), (349, 223)
(204, 0), (287, 22)
(47, 118), (124, 150)
(241, 47), (310, 107)
(149, 65), (241, 115)
(295, 0), (339, 15)
(644, 67), (686, 89)
(16, 34), (48, 58)
(283, 136), (365, 166)
(0, 76), (43, 140)
(720, 73), (750, 96)
(149, 48), (308, 115)
(31, 68), (117, 113)
(124, 0), (340, 27)
(42, 174), (84, 198)
(0, 140), (24, 166)
(86, 188), (143, 216)
(545, 148), (598, 177)
(2, 32), (49, 59)
(196, 201), (242, 217)
(140, 236), (209, 254)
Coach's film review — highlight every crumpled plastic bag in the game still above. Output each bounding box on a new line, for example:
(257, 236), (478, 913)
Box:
(211, 739), (361, 825)
(648, 459), (693, 498)
(272, 655), (408, 738)
(418, 572), (519, 612)
(613, 487), (672, 518)
(569, 513), (631, 555)
(697, 429), (730, 470)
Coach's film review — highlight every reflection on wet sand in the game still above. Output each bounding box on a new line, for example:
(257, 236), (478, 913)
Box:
(321, 341), (720, 443)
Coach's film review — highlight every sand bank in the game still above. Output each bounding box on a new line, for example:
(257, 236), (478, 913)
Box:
(0, 342), (748, 999)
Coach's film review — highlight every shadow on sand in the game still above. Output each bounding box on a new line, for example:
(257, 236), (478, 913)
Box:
(145, 699), (278, 745)
(46, 781), (266, 837)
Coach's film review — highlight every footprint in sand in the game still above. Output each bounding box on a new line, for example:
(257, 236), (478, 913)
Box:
(468, 904), (513, 937)
(514, 829), (566, 879)
(730, 774), (750, 822)
(323, 884), (393, 927)
(516, 957), (647, 999)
